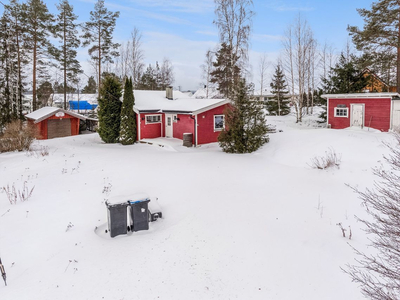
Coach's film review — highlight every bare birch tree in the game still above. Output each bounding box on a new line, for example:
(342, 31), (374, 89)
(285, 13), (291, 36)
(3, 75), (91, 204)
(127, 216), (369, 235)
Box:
(129, 27), (144, 88)
(258, 53), (269, 96)
(282, 15), (314, 123)
(200, 49), (215, 98)
(213, 0), (254, 79)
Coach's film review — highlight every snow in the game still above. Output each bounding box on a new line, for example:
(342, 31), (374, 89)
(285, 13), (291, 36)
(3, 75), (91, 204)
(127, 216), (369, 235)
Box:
(0, 110), (396, 299)
(134, 90), (226, 113)
(50, 94), (99, 105)
(25, 107), (60, 121)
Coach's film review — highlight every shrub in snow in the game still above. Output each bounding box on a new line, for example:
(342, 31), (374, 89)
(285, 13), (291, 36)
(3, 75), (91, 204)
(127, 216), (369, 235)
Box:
(0, 120), (37, 153)
(218, 79), (270, 153)
(3, 181), (35, 204)
(310, 148), (341, 170)
(119, 77), (137, 145)
(345, 133), (400, 299)
(97, 75), (122, 143)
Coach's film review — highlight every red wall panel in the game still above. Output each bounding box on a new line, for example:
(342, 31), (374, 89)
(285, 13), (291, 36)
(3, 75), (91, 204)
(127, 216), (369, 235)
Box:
(140, 113), (163, 139)
(328, 98), (391, 131)
(173, 114), (194, 142)
(197, 104), (228, 145)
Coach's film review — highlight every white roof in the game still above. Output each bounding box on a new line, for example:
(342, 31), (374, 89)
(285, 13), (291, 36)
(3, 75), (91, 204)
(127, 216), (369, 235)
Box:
(25, 107), (88, 123)
(134, 90), (228, 114)
(321, 92), (400, 99)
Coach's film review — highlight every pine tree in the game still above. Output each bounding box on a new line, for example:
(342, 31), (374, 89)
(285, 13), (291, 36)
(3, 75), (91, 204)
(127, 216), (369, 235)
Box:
(51, 0), (82, 110)
(210, 43), (240, 98)
(81, 0), (120, 92)
(322, 53), (369, 94)
(348, 0), (400, 92)
(119, 78), (136, 145)
(218, 79), (270, 153)
(268, 64), (290, 116)
(7, 0), (28, 120)
(137, 64), (157, 90)
(97, 75), (122, 143)
(0, 10), (16, 130)
(82, 76), (97, 94)
(36, 81), (53, 107)
(23, 0), (54, 111)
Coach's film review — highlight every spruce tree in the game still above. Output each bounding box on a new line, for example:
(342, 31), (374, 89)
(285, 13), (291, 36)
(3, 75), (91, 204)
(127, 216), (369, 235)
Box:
(97, 75), (122, 143)
(81, 0), (120, 92)
(218, 79), (270, 153)
(119, 78), (137, 145)
(268, 64), (290, 116)
(210, 43), (241, 99)
(51, 0), (82, 110)
(318, 53), (369, 123)
(23, 0), (54, 111)
(348, 0), (400, 92)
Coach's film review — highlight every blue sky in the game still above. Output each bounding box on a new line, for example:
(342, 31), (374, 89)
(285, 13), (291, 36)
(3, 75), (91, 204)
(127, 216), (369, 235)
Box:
(3, 0), (371, 91)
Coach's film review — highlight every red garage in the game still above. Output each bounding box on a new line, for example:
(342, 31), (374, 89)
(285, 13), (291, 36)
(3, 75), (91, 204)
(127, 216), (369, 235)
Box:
(134, 89), (229, 146)
(26, 107), (87, 139)
(322, 93), (400, 132)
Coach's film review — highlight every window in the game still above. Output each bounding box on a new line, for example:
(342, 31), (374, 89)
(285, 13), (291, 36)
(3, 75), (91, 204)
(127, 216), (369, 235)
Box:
(334, 107), (348, 117)
(146, 115), (161, 124)
(214, 115), (225, 131)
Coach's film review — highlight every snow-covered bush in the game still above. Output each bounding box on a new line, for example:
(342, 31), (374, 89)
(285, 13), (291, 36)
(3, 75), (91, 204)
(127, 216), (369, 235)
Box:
(310, 148), (341, 170)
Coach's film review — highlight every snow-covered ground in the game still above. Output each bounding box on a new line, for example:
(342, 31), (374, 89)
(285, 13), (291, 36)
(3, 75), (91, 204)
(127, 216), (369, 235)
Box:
(0, 111), (395, 299)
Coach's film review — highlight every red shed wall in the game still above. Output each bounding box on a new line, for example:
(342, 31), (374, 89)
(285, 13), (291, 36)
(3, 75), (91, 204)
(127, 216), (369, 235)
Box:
(173, 114), (194, 142)
(197, 104), (228, 145)
(328, 98), (391, 131)
(139, 113), (164, 139)
(34, 114), (80, 140)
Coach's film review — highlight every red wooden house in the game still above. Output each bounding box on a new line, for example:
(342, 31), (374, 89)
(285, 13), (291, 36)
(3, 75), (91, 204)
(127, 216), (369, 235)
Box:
(133, 89), (229, 146)
(26, 107), (87, 139)
(321, 93), (400, 131)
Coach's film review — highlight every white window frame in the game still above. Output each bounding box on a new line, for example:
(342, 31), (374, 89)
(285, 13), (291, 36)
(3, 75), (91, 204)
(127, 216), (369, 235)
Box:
(334, 107), (348, 118)
(214, 114), (225, 131)
(145, 114), (162, 124)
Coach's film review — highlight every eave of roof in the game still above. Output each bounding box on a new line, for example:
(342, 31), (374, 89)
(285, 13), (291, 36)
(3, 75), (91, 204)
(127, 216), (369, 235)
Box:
(26, 107), (88, 124)
(321, 92), (400, 99)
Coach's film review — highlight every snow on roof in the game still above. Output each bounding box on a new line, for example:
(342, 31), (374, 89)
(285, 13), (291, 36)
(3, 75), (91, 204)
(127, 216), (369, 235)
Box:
(321, 92), (400, 99)
(51, 94), (98, 105)
(191, 87), (222, 99)
(25, 107), (60, 121)
(134, 90), (228, 114)
(25, 107), (88, 123)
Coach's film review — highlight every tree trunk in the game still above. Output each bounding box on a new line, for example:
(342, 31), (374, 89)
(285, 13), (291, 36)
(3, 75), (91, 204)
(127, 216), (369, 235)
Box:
(33, 27), (37, 111)
(98, 27), (101, 95)
(63, 12), (67, 110)
(15, 16), (23, 120)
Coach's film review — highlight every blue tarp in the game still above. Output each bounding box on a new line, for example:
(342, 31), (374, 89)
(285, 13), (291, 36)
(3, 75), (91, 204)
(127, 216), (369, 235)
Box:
(69, 101), (98, 110)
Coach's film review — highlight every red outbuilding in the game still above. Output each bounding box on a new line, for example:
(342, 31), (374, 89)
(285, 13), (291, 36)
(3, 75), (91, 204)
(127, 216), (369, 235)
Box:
(25, 107), (88, 139)
(134, 88), (229, 146)
(321, 93), (400, 132)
